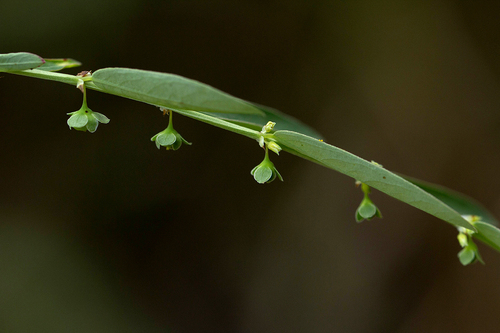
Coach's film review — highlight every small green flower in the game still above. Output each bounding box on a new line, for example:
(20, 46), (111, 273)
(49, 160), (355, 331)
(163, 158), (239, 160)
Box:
(151, 128), (191, 150)
(67, 109), (110, 133)
(67, 79), (109, 133)
(456, 217), (485, 266)
(355, 182), (382, 222)
(151, 110), (191, 150)
(251, 147), (283, 184)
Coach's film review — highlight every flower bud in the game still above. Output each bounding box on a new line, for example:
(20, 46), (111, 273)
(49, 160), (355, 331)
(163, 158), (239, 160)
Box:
(267, 141), (282, 155)
(261, 121), (276, 133)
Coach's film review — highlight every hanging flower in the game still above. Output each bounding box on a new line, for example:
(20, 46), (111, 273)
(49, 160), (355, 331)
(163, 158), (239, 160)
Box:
(355, 182), (382, 222)
(67, 108), (110, 133)
(67, 75), (109, 133)
(151, 110), (191, 150)
(251, 146), (283, 184)
(456, 216), (484, 266)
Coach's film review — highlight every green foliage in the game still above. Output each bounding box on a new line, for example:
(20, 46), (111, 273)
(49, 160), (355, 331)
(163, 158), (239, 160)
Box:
(274, 130), (475, 230)
(472, 222), (500, 252)
(203, 103), (323, 138)
(37, 58), (81, 72)
(0, 52), (44, 71)
(403, 176), (499, 225)
(92, 68), (263, 115)
(3, 51), (500, 265)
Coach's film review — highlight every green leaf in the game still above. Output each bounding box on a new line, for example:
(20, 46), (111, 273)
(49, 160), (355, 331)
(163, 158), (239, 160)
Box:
(273, 130), (475, 230)
(0, 52), (44, 71)
(36, 58), (81, 72)
(402, 176), (499, 226)
(201, 103), (323, 139)
(473, 222), (500, 253)
(91, 68), (264, 115)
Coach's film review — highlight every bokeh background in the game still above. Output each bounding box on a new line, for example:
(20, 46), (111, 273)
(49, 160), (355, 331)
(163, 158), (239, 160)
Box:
(2, 0), (500, 332)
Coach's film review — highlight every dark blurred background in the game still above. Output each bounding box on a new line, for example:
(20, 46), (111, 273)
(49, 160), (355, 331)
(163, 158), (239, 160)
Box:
(2, 0), (500, 332)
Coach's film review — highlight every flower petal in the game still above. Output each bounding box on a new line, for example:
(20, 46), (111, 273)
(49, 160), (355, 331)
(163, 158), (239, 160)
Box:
(253, 166), (273, 184)
(356, 210), (365, 223)
(458, 247), (476, 266)
(156, 133), (177, 146)
(93, 112), (110, 124)
(274, 167), (283, 182)
(358, 201), (378, 220)
(67, 113), (88, 128)
(178, 134), (192, 146)
(86, 115), (99, 133)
